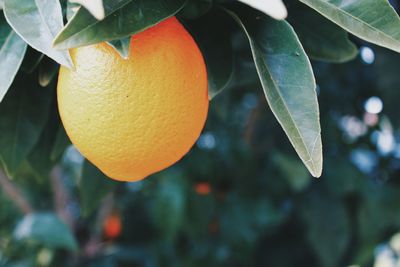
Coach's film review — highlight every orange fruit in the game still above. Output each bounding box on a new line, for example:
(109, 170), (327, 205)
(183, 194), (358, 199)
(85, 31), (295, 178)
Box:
(103, 214), (122, 239)
(57, 17), (208, 182)
(194, 182), (211, 195)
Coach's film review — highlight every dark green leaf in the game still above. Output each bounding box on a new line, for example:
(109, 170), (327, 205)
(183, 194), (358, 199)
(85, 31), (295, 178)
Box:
(0, 15), (27, 102)
(299, 193), (350, 267)
(225, 5), (322, 177)
(178, 0), (212, 19)
(0, 74), (53, 177)
(79, 160), (118, 217)
(20, 48), (44, 73)
(300, 0), (400, 53)
(50, 126), (71, 161)
(13, 213), (78, 251)
(221, 195), (286, 246)
(151, 174), (186, 239)
(288, 3), (358, 63)
(28, 102), (62, 181)
(184, 8), (234, 99)
(107, 37), (131, 59)
(3, 0), (72, 67)
(272, 152), (311, 192)
(53, 0), (186, 49)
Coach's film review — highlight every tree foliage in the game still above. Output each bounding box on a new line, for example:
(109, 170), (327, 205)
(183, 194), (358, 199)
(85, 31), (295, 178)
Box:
(1, 0), (400, 266)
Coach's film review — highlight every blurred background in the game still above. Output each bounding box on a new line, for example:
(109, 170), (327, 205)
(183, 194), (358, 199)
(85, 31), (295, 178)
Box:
(3, 1), (400, 267)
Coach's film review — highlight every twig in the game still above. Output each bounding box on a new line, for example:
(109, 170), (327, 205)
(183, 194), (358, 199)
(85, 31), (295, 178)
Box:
(50, 165), (74, 228)
(83, 193), (114, 257)
(243, 95), (264, 145)
(0, 169), (33, 214)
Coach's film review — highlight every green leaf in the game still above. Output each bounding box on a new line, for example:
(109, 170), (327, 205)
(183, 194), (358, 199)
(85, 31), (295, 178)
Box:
(20, 48), (44, 73)
(50, 126), (71, 161)
(299, 0), (400, 53)
(0, 74), (53, 177)
(225, 6), (323, 177)
(107, 37), (131, 59)
(238, 0), (287, 20)
(66, 1), (81, 21)
(184, 8), (234, 99)
(70, 0), (105, 20)
(79, 160), (118, 217)
(288, 3), (358, 63)
(0, 15), (27, 102)
(53, 0), (186, 49)
(151, 174), (186, 239)
(28, 103), (62, 180)
(299, 193), (350, 267)
(13, 213), (78, 251)
(272, 152), (311, 192)
(3, 0), (73, 67)
(178, 0), (212, 19)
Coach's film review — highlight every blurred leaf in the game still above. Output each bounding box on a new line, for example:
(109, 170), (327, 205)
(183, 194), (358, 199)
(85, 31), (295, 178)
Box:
(0, 74), (52, 177)
(79, 160), (118, 217)
(299, 193), (350, 267)
(3, 0), (72, 67)
(0, 15), (27, 102)
(238, 0), (287, 20)
(70, 0), (105, 20)
(272, 152), (311, 192)
(28, 102), (62, 181)
(226, 5), (322, 177)
(20, 48), (44, 73)
(13, 213), (78, 251)
(107, 37), (131, 59)
(50, 126), (71, 161)
(53, 0), (186, 49)
(38, 57), (59, 87)
(151, 174), (186, 239)
(221, 195), (286, 246)
(179, 0), (212, 19)
(289, 3), (358, 63)
(357, 187), (400, 245)
(323, 157), (366, 196)
(300, 0), (400, 53)
(184, 8), (234, 99)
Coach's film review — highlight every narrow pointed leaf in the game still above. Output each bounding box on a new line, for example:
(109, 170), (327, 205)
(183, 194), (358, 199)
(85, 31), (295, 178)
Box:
(53, 0), (186, 49)
(289, 3), (358, 63)
(0, 74), (53, 177)
(299, 0), (400, 53)
(79, 160), (118, 217)
(0, 16), (27, 102)
(179, 0), (212, 19)
(70, 0), (105, 20)
(3, 0), (73, 67)
(225, 6), (322, 177)
(238, 0), (287, 20)
(184, 8), (234, 99)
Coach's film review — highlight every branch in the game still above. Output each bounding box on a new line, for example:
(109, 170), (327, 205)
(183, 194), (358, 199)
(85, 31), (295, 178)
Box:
(0, 169), (33, 214)
(83, 193), (114, 257)
(50, 165), (74, 228)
